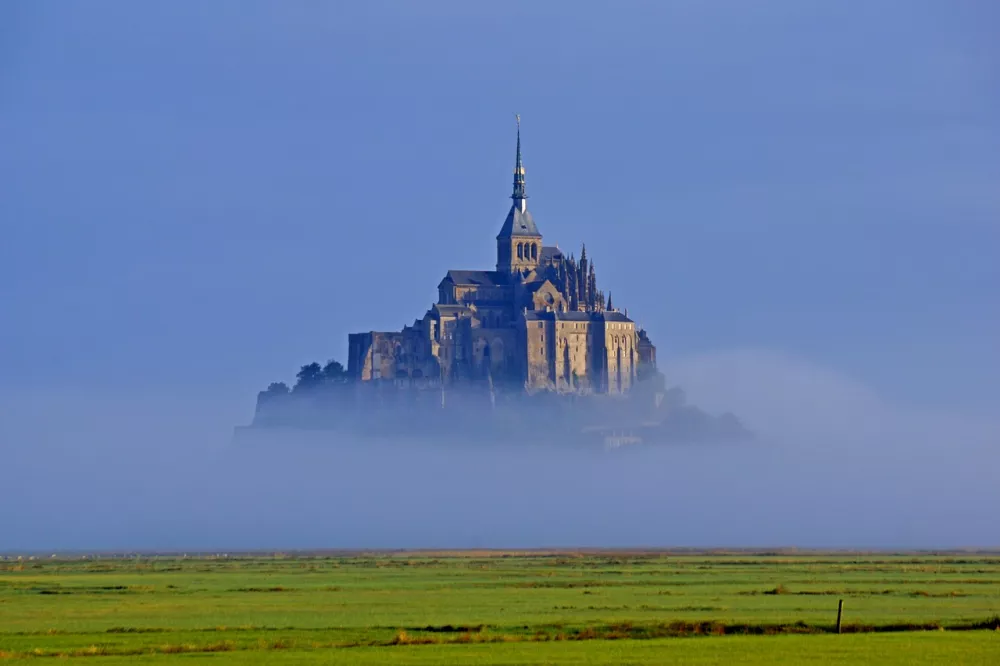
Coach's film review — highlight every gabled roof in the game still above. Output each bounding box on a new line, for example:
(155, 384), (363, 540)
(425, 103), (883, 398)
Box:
(439, 270), (509, 287)
(525, 279), (558, 294)
(519, 268), (540, 283)
(540, 245), (562, 262)
(496, 205), (541, 239)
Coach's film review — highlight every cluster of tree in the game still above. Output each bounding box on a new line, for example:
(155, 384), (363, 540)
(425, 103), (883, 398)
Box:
(259, 359), (350, 399)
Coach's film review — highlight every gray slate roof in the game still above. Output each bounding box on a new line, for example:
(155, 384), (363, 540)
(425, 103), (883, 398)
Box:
(540, 245), (563, 262)
(431, 303), (472, 317)
(440, 270), (510, 287)
(523, 310), (634, 323)
(496, 204), (541, 239)
(524, 279), (556, 293)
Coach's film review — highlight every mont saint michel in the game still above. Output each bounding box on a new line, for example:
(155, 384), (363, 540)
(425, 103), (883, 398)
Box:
(348, 119), (656, 395)
(242, 121), (748, 447)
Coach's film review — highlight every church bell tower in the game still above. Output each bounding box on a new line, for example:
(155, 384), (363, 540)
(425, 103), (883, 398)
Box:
(496, 115), (542, 274)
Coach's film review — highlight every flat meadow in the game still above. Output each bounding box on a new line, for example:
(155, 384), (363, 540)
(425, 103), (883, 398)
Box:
(1, 551), (998, 663)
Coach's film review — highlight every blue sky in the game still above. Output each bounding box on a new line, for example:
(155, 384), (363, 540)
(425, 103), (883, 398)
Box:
(2, 2), (1000, 550)
(2, 1), (998, 415)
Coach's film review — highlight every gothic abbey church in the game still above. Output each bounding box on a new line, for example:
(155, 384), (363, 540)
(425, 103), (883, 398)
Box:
(347, 121), (657, 394)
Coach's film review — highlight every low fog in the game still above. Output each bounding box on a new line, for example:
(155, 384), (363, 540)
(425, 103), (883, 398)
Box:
(3, 349), (998, 553)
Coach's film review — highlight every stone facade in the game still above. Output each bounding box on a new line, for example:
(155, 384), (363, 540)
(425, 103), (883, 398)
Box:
(347, 122), (656, 395)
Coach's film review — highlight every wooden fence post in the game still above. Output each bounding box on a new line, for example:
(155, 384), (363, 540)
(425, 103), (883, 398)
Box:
(836, 599), (844, 634)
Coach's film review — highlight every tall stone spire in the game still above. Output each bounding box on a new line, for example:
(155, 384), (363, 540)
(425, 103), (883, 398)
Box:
(496, 115), (541, 273)
(567, 254), (579, 310)
(511, 114), (527, 212)
(588, 262), (597, 310)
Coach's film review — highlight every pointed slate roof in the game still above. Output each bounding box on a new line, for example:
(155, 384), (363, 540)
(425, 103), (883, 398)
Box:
(497, 205), (541, 239)
(524, 278), (559, 294)
(497, 116), (542, 239)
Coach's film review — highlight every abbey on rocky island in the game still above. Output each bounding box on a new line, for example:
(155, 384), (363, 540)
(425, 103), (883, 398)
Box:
(347, 119), (657, 394)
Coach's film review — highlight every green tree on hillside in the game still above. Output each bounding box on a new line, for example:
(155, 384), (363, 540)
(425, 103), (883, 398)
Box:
(294, 362), (324, 392)
(322, 360), (347, 382)
(263, 382), (289, 396)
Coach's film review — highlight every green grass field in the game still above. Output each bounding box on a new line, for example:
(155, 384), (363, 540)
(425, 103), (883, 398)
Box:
(2, 552), (998, 663)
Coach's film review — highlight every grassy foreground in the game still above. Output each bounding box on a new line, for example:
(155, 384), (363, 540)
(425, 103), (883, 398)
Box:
(1, 551), (998, 663)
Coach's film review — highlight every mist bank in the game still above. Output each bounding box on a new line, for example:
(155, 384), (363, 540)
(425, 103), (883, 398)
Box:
(2, 350), (997, 552)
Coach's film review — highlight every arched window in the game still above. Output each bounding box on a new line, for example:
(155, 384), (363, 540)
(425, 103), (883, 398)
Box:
(517, 243), (523, 259)
(531, 244), (538, 260)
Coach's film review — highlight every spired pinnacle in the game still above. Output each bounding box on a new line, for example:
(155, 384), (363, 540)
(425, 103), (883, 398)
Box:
(512, 114), (526, 204)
